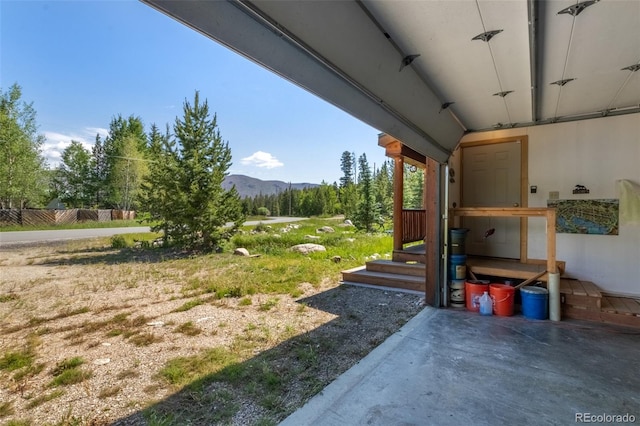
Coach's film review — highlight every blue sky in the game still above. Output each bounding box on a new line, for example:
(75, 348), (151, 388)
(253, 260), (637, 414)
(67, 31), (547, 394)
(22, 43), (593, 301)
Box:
(1, 0), (388, 184)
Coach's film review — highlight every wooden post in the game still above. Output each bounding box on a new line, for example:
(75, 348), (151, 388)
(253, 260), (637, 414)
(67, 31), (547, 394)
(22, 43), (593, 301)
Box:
(424, 157), (439, 306)
(393, 156), (404, 253)
(546, 209), (557, 274)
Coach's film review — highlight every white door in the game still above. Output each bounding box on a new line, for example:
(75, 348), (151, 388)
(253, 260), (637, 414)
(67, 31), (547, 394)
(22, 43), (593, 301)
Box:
(462, 142), (521, 259)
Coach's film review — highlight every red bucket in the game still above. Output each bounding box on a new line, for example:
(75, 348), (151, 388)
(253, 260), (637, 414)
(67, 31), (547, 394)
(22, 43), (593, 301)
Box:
(465, 280), (489, 312)
(490, 284), (515, 316)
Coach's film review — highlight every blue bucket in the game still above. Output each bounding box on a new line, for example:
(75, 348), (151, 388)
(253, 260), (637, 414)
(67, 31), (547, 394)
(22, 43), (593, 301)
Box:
(449, 254), (467, 280)
(449, 228), (469, 254)
(520, 286), (549, 320)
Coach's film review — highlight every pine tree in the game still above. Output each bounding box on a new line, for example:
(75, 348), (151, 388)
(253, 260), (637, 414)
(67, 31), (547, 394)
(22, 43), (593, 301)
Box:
(142, 92), (244, 250)
(352, 153), (380, 231)
(404, 164), (424, 209)
(91, 134), (108, 207)
(339, 151), (359, 218)
(339, 151), (354, 188)
(141, 124), (176, 246)
(374, 160), (393, 218)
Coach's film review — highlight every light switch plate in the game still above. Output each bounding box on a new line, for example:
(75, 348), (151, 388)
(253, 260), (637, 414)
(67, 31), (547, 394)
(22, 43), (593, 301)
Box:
(549, 191), (559, 200)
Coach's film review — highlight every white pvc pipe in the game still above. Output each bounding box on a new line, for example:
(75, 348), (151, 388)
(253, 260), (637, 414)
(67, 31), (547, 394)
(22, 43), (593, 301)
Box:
(548, 272), (561, 321)
(442, 164), (450, 307)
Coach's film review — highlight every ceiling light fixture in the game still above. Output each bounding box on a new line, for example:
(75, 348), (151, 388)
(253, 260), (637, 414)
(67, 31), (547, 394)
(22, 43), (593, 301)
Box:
(399, 54), (420, 72)
(557, 0), (599, 17)
(621, 64), (640, 72)
(493, 91), (513, 97)
(550, 78), (575, 86)
(472, 30), (503, 42)
(439, 102), (455, 113)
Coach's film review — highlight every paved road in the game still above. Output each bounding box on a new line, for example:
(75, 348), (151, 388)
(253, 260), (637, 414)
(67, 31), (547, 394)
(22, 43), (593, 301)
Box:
(0, 217), (307, 246)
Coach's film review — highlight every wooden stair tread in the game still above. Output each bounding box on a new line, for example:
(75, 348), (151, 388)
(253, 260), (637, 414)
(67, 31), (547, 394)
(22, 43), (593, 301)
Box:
(341, 267), (425, 292)
(622, 298), (640, 316)
(560, 279), (573, 294)
(601, 297), (617, 313)
(579, 281), (602, 298)
(343, 270), (424, 283)
(606, 296), (640, 316)
(365, 259), (426, 277)
(560, 279), (601, 297)
(563, 293), (640, 328)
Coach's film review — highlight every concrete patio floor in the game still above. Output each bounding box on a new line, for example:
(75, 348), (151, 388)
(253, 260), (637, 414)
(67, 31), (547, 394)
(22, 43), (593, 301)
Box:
(281, 307), (640, 425)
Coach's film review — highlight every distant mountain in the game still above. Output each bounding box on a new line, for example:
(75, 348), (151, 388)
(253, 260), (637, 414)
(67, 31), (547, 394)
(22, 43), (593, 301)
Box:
(222, 174), (319, 198)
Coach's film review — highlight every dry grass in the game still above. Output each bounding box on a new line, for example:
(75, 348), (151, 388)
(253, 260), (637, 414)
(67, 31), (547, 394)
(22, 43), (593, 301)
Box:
(0, 219), (423, 425)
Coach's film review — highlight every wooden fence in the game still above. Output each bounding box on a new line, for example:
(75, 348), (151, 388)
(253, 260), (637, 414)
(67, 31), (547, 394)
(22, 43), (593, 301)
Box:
(0, 209), (135, 227)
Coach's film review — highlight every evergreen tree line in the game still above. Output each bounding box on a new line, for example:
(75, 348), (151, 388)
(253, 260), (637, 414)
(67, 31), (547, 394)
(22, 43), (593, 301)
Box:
(1, 85), (244, 250)
(241, 151), (425, 232)
(1, 83), (425, 240)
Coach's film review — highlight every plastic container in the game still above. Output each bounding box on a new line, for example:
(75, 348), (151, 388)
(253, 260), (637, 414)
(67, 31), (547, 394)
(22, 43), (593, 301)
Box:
(449, 254), (467, 280)
(449, 280), (465, 308)
(490, 284), (515, 316)
(465, 280), (490, 312)
(520, 286), (549, 320)
(479, 291), (493, 316)
(449, 228), (469, 255)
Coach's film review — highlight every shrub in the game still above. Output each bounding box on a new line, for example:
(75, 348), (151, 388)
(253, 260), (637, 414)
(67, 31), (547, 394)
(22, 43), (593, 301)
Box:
(111, 235), (127, 249)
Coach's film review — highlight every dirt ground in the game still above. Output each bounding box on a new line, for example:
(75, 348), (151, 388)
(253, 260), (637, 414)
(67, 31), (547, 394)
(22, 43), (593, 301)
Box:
(0, 239), (423, 425)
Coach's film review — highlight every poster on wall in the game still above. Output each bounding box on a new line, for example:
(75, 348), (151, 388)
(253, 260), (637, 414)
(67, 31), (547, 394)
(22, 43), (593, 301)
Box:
(547, 199), (619, 235)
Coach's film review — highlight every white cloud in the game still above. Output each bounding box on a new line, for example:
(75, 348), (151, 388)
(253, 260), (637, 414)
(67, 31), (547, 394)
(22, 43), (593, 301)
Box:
(42, 130), (98, 168)
(240, 151), (284, 169)
(84, 127), (109, 139)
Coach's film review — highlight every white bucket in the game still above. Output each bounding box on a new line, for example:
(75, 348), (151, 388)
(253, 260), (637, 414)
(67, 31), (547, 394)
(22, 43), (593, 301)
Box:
(450, 280), (465, 308)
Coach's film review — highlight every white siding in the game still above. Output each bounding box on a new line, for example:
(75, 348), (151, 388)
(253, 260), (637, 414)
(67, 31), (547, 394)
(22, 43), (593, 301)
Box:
(455, 114), (640, 296)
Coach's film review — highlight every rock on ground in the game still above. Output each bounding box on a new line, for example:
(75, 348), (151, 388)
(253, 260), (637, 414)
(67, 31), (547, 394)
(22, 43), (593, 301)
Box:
(290, 243), (326, 255)
(234, 248), (250, 256)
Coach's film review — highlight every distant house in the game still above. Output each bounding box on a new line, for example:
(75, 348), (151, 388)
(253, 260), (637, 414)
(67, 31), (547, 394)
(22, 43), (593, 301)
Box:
(46, 198), (66, 210)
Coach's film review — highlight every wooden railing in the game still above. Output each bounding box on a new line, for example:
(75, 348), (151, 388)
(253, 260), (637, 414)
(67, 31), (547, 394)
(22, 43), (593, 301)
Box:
(401, 209), (426, 244)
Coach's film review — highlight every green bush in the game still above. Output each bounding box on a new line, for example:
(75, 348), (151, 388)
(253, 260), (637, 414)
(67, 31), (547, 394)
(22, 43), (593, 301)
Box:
(111, 235), (128, 249)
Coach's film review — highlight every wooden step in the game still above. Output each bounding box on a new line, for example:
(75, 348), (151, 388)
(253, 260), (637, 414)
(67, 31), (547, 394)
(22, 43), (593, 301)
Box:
(560, 279), (601, 310)
(559, 279), (640, 328)
(392, 250), (426, 264)
(341, 267), (425, 292)
(365, 260), (425, 277)
(602, 295), (640, 316)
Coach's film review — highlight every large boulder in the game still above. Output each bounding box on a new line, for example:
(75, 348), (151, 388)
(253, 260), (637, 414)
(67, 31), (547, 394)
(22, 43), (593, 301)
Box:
(234, 248), (250, 257)
(316, 226), (335, 233)
(290, 243), (326, 255)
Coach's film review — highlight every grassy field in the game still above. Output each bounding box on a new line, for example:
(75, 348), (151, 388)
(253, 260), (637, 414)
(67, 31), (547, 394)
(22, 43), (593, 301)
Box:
(0, 217), (423, 425)
(0, 219), (143, 232)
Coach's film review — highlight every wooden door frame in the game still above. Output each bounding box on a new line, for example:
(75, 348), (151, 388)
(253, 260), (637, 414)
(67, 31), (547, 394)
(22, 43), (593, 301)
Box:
(460, 136), (530, 263)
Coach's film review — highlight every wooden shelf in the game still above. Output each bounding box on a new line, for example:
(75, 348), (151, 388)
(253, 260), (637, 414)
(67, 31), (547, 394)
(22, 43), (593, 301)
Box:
(466, 257), (565, 282)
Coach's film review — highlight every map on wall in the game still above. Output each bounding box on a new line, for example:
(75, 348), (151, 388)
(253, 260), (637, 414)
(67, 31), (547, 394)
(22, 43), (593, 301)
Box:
(547, 199), (619, 235)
